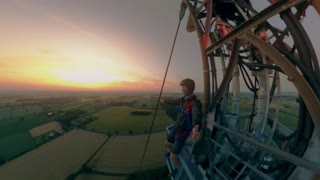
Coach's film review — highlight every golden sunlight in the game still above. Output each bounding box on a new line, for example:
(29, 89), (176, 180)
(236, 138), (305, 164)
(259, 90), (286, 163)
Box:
(48, 49), (136, 89)
(1, 44), (143, 90)
(53, 68), (124, 88)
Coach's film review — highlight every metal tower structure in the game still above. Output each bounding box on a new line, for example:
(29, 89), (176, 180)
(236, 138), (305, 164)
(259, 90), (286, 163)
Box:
(165, 0), (320, 179)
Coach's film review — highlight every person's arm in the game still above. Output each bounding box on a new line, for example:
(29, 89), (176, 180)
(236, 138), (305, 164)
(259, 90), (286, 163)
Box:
(160, 97), (181, 105)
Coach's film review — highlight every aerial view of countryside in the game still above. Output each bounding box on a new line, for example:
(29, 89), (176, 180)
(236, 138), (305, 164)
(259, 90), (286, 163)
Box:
(1, 0), (320, 180)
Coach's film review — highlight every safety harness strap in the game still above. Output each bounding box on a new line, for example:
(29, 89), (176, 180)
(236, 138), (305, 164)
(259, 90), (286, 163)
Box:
(176, 100), (194, 134)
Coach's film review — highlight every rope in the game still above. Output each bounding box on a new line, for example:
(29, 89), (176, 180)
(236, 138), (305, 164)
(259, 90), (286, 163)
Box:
(138, 2), (186, 169)
(66, 136), (111, 180)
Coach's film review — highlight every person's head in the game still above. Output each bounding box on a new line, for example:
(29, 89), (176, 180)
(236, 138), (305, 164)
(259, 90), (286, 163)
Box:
(180, 78), (195, 96)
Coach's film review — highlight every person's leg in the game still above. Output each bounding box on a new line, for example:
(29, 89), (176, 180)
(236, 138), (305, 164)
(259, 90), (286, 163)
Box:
(170, 134), (189, 168)
(170, 152), (180, 167)
(164, 140), (173, 152)
(165, 128), (176, 152)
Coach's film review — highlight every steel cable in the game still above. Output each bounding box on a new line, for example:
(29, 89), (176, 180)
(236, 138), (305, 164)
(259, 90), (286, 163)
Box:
(138, 2), (186, 169)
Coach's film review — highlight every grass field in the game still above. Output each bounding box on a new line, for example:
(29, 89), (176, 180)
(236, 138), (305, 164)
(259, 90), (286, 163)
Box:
(50, 101), (108, 114)
(0, 132), (35, 161)
(33, 130), (61, 146)
(0, 105), (55, 160)
(0, 91), (308, 180)
(0, 129), (168, 180)
(85, 106), (172, 133)
(131, 96), (158, 109)
(0, 91), (302, 163)
(0, 130), (108, 180)
(0, 93), (173, 161)
(60, 102), (91, 111)
(88, 132), (167, 174)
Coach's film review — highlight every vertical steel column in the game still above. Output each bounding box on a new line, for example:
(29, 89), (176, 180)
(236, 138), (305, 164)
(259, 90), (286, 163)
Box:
(229, 67), (240, 130)
(183, 0), (210, 138)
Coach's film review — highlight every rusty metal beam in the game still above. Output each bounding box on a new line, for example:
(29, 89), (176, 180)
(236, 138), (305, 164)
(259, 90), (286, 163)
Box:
(311, 0), (320, 15)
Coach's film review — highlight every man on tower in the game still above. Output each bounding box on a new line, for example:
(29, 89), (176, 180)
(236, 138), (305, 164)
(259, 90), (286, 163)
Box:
(160, 78), (202, 170)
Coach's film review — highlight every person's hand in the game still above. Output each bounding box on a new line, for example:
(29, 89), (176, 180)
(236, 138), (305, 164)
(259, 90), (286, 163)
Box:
(191, 130), (199, 141)
(191, 124), (199, 141)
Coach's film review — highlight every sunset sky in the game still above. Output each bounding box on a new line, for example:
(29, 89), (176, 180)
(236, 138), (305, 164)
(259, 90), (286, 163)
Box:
(1, 0), (319, 92)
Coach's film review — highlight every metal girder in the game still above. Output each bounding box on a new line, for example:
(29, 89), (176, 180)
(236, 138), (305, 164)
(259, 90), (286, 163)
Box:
(206, 38), (243, 113)
(186, 0), (208, 32)
(213, 123), (320, 172)
(205, 0), (307, 55)
(240, 31), (320, 130)
(183, 0), (210, 124)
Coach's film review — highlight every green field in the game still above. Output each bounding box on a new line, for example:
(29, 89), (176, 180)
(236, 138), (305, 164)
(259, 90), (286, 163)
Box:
(0, 92), (173, 162)
(0, 132), (35, 161)
(0, 104), (55, 161)
(0, 91), (303, 169)
(85, 106), (172, 133)
(88, 132), (167, 173)
(33, 130), (61, 146)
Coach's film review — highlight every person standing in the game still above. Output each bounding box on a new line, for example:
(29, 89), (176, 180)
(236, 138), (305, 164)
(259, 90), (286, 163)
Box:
(160, 78), (202, 170)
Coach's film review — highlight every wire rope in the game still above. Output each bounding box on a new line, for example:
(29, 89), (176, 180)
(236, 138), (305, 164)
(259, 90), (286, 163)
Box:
(138, 2), (186, 169)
